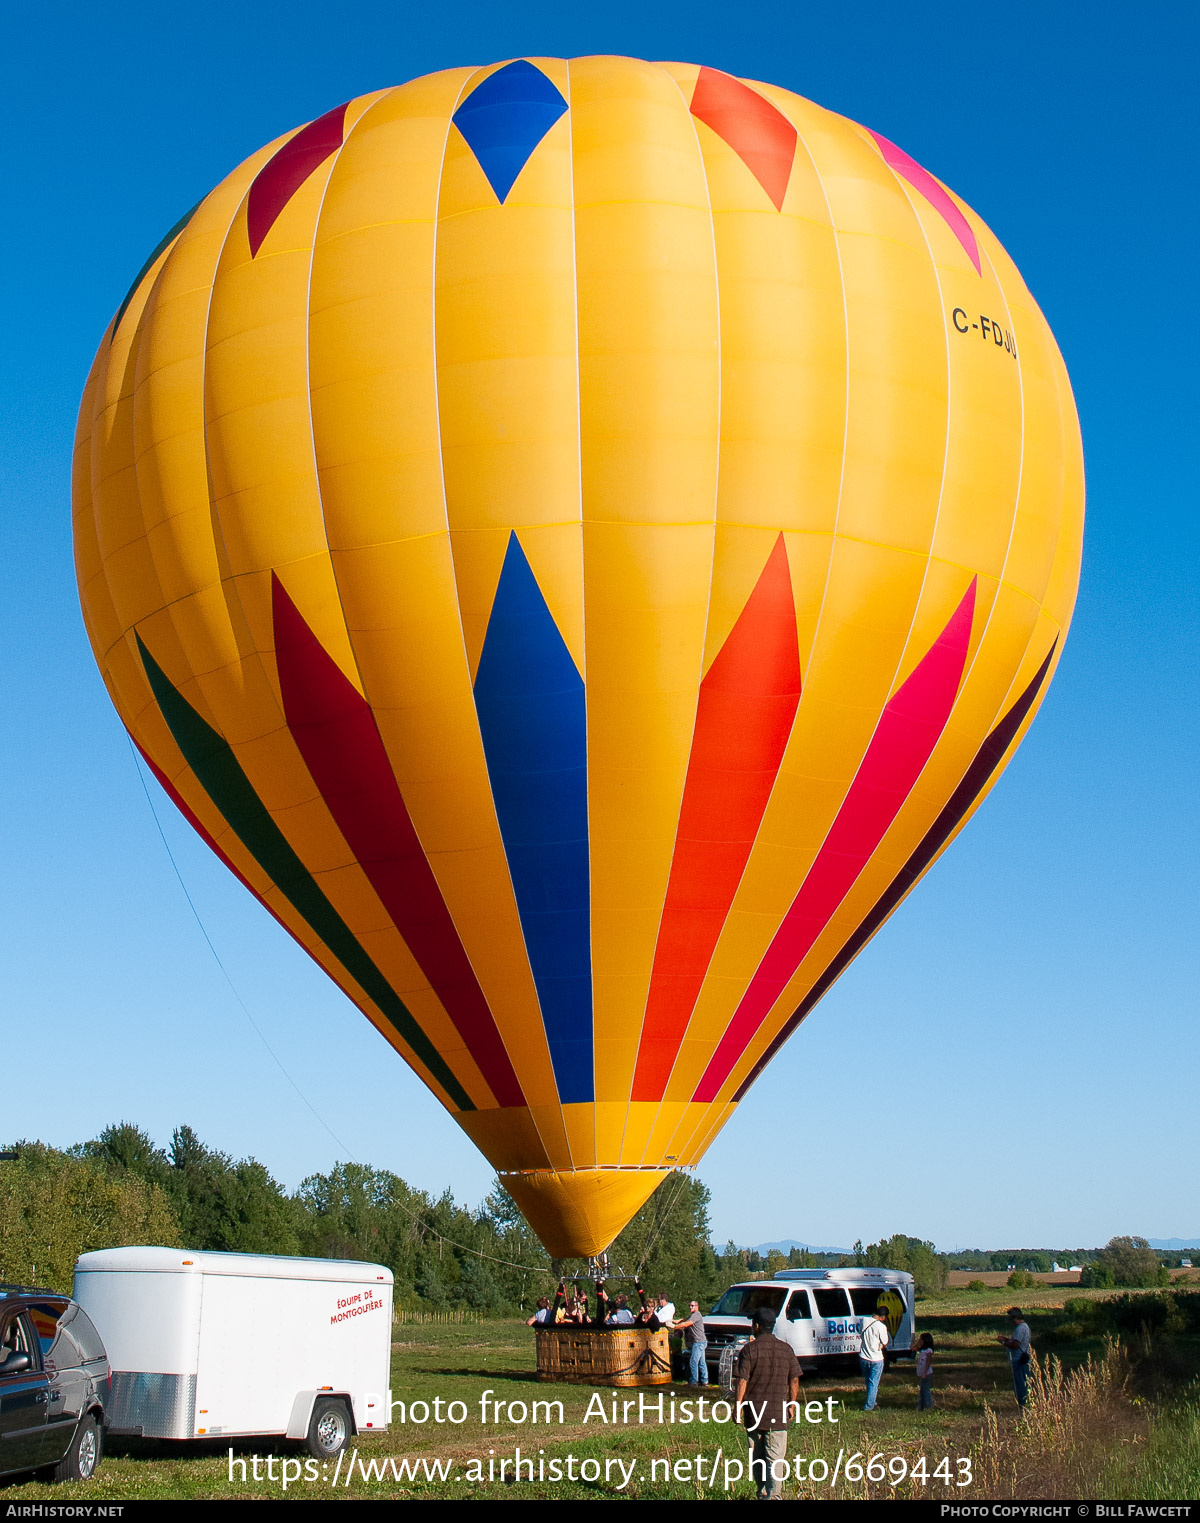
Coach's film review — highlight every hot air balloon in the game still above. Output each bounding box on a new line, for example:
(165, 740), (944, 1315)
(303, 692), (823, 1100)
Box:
(74, 56), (1083, 1260)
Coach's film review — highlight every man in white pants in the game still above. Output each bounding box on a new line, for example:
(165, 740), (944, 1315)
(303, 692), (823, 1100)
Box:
(859, 1306), (890, 1411)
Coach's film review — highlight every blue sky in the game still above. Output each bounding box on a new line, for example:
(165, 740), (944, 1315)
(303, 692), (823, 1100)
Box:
(3, 0), (1196, 1251)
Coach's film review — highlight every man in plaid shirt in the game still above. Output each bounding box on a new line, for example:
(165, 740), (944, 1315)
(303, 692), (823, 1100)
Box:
(734, 1308), (801, 1501)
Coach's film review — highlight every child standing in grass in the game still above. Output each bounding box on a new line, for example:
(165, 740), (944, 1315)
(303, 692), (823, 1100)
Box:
(915, 1333), (935, 1410)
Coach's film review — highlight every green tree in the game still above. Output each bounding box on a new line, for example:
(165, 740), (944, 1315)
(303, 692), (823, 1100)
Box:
(861, 1233), (948, 1295)
(297, 1163), (424, 1274)
(0, 1142), (180, 1291)
(165, 1126), (300, 1254)
(713, 1240), (750, 1290)
(476, 1180), (551, 1311)
(1090, 1236), (1169, 1289)
(77, 1121), (172, 1191)
(295, 1163), (541, 1315)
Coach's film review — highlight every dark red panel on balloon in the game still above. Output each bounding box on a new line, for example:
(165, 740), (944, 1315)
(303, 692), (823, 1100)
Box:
(867, 130), (982, 274)
(690, 66), (797, 211)
(271, 575), (525, 1108)
(693, 578), (978, 1103)
(632, 535), (801, 1102)
(247, 102), (349, 257)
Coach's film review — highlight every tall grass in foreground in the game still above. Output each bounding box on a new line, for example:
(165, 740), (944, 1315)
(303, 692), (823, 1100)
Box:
(969, 1340), (1200, 1499)
(1103, 1386), (1200, 1499)
(970, 1342), (1136, 1498)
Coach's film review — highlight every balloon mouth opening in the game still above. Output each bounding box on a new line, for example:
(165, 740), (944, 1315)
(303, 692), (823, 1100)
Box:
(500, 1167), (673, 1259)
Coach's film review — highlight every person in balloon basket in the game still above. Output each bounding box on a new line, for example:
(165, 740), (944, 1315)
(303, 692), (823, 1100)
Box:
(858, 1304), (890, 1410)
(605, 1294), (636, 1327)
(735, 1308), (801, 1501)
(526, 1297), (553, 1328)
(997, 1308), (1032, 1409)
(673, 1300), (709, 1386)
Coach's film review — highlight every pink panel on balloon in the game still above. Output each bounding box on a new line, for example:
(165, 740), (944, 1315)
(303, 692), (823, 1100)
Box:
(867, 130), (982, 274)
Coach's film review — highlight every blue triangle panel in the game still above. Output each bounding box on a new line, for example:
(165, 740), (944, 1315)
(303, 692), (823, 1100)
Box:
(452, 60), (568, 203)
(473, 533), (593, 1105)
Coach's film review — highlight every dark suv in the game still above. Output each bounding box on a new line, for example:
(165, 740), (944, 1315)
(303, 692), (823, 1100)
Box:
(0, 1285), (109, 1483)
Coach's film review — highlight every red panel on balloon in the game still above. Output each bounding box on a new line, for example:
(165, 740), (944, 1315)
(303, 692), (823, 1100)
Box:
(271, 575), (525, 1108)
(693, 578), (978, 1103)
(247, 102), (349, 257)
(632, 535), (802, 1101)
(690, 66), (797, 211)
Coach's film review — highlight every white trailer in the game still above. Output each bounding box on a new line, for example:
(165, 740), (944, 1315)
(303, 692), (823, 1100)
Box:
(73, 1247), (392, 1455)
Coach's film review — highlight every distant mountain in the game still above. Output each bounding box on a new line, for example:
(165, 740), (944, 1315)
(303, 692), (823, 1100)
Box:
(749, 1240), (854, 1257)
(1148, 1238), (1200, 1251)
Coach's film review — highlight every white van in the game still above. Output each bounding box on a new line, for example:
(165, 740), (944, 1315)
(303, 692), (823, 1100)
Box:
(703, 1268), (915, 1382)
(73, 1247), (393, 1456)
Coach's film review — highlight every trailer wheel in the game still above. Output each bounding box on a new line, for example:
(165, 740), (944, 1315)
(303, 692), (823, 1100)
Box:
(306, 1397), (350, 1459)
(53, 1414), (102, 1482)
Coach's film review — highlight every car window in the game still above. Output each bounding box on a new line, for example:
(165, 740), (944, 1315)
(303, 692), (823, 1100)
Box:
(27, 1301), (67, 1357)
(811, 1288), (852, 1319)
(0, 1312), (36, 1368)
(709, 1286), (786, 1317)
(848, 1287), (892, 1315)
(64, 1306), (106, 1364)
(45, 1319), (83, 1370)
(43, 1304), (105, 1369)
(786, 1291), (812, 1321)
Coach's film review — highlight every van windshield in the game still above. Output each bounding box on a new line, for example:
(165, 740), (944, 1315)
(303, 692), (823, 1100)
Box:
(709, 1287), (786, 1318)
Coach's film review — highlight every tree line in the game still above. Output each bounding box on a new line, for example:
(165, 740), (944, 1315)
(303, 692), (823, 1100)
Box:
(0, 1124), (727, 1313)
(0, 1124), (1174, 1309)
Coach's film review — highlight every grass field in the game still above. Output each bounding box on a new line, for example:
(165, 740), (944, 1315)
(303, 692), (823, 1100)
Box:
(4, 1286), (1197, 1502)
(945, 1268), (1200, 1289)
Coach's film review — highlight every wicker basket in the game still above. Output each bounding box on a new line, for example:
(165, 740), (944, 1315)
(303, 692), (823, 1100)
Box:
(535, 1326), (672, 1386)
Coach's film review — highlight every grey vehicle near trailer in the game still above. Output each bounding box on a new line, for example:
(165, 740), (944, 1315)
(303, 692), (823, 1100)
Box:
(0, 1284), (109, 1483)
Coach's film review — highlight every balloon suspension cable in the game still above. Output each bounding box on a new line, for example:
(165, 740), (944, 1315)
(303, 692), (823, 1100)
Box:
(634, 1167), (694, 1277)
(127, 735), (552, 1280)
(126, 734), (356, 1157)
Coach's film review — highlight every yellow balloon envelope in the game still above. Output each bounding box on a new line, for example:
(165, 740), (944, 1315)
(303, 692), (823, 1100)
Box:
(74, 57), (1083, 1257)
